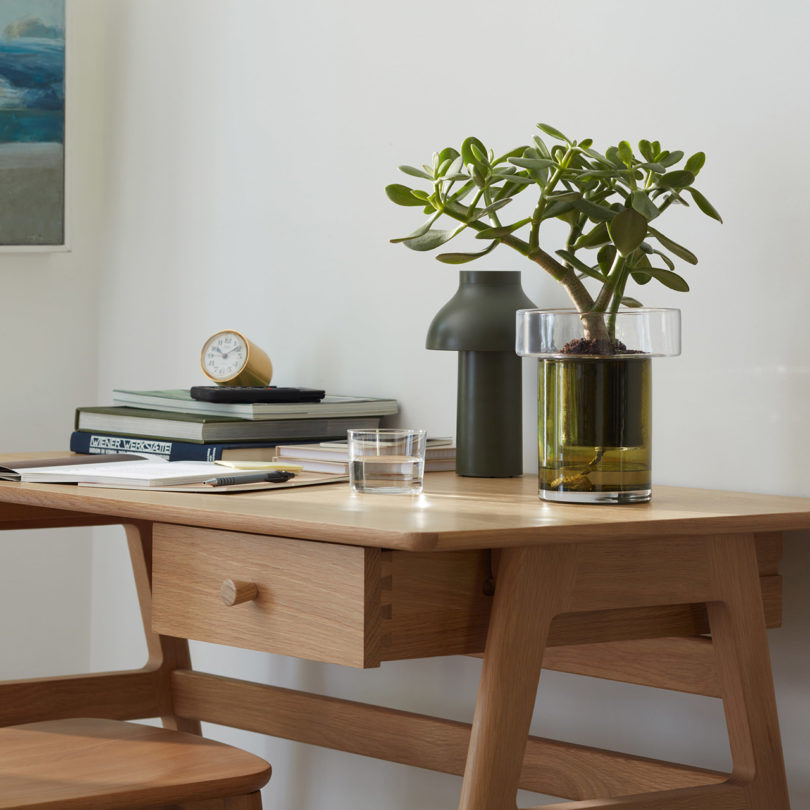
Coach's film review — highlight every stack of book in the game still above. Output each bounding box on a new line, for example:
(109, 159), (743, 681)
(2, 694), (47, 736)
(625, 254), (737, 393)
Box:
(274, 439), (456, 474)
(70, 388), (400, 462)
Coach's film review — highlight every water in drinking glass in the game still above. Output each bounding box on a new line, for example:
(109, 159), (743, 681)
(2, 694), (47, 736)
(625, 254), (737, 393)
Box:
(348, 429), (427, 494)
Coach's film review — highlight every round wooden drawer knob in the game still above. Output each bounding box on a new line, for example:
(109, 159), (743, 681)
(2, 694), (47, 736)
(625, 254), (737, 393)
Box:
(221, 579), (259, 606)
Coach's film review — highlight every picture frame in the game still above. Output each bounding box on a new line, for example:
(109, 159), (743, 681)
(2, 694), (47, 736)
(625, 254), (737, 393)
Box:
(0, 0), (67, 252)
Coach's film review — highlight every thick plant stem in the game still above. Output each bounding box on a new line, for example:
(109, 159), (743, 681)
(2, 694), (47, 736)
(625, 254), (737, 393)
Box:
(441, 200), (613, 341)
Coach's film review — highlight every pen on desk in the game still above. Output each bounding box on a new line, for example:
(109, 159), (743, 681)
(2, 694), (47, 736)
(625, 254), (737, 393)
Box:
(203, 470), (296, 487)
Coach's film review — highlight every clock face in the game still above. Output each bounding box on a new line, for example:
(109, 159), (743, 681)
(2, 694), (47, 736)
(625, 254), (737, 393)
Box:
(201, 331), (249, 381)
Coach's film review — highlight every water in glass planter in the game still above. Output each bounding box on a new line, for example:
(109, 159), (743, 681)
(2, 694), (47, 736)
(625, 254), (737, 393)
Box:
(539, 355), (651, 502)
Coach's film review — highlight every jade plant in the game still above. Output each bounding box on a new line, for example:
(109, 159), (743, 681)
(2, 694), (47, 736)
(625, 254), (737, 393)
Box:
(386, 123), (721, 347)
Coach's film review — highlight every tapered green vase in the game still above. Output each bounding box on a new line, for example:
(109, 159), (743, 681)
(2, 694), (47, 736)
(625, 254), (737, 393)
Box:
(516, 308), (681, 503)
(427, 271), (535, 477)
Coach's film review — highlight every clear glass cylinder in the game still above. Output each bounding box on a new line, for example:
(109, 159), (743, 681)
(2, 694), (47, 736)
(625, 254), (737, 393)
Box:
(516, 308), (680, 504)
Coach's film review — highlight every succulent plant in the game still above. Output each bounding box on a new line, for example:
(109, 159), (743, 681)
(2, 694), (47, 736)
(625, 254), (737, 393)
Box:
(386, 123), (721, 340)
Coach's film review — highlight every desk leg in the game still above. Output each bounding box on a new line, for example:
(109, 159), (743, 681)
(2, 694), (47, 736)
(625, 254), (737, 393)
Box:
(125, 523), (201, 735)
(707, 534), (790, 810)
(459, 544), (577, 810)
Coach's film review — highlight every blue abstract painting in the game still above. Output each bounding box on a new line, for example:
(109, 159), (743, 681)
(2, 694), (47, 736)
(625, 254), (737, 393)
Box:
(0, 0), (64, 246)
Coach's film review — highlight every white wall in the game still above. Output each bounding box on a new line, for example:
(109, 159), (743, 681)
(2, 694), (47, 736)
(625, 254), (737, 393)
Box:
(0, 1), (110, 680)
(9, 0), (809, 806)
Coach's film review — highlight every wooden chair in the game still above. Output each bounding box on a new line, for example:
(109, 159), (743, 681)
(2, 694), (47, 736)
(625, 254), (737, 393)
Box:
(0, 717), (270, 809)
(0, 521), (271, 810)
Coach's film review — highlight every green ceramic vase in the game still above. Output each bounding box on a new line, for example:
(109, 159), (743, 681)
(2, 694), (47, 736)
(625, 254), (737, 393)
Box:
(427, 271), (535, 477)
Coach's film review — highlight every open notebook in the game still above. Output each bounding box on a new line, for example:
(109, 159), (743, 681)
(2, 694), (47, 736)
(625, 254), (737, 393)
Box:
(1, 456), (345, 492)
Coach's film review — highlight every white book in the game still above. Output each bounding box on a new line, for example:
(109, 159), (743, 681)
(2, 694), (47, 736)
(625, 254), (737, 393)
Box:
(20, 459), (238, 487)
(275, 455), (456, 475)
(277, 441), (456, 463)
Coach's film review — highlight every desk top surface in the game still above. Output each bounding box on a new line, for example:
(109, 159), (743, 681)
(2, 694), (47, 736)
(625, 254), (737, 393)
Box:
(1, 453), (809, 550)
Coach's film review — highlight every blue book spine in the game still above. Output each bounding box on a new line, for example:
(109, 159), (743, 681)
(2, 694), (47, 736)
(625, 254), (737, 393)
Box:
(69, 431), (280, 462)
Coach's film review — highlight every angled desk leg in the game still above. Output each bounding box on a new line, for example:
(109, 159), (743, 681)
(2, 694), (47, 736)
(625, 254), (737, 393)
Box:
(458, 533), (790, 810)
(707, 534), (790, 810)
(459, 543), (578, 810)
(125, 522), (201, 734)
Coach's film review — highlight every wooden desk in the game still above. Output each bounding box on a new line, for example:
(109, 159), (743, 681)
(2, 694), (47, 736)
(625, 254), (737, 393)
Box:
(2, 465), (810, 810)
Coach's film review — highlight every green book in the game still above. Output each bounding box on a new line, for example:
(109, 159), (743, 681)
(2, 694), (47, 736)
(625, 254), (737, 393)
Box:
(111, 388), (399, 420)
(75, 407), (381, 444)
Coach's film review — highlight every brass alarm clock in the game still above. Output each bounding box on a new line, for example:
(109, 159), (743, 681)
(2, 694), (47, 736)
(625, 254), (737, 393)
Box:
(200, 330), (273, 386)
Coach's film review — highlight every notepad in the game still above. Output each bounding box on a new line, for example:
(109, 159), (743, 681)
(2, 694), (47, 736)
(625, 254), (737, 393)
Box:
(19, 459), (242, 487)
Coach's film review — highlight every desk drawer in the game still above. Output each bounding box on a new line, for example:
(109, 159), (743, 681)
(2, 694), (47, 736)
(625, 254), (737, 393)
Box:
(152, 524), (385, 668)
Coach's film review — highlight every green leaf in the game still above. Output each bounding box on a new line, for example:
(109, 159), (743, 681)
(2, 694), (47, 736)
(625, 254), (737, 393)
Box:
(631, 271), (651, 285)
(638, 139), (654, 161)
(577, 168), (633, 179)
(647, 226), (698, 264)
(658, 150), (685, 167)
(398, 165), (432, 180)
(597, 244), (617, 274)
(579, 146), (613, 167)
(491, 172), (534, 185)
(532, 136), (551, 158)
(621, 296), (644, 307)
(630, 190), (659, 221)
(402, 227), (463, 251)
(639, 242), (675, 269)
(617, 140), (634, 166)
(579, 138), (594, 149)
(638, 161), (667, 173)
(547, 190), (581, 202)
(438, 147), (461, 165)
(390, 213), (441, 243)
(475, 218), (531, 239)
(686, 187), (723, 222)
(607, 208), (648, 256)
(385, 184), (429, 207)
(658, 170), (695, 190)
(493, 145), (531, 164)
(646, 267), (690, 292)
(556, 249), (606, 281)
(542, 198), (577, 220)
(574, 222), (610, 249)
(436, 240), (498, 264)
(476, 198), (513, 218)
(605, 146), (625, 167)
(509, 156), (556, 170)
(685, 152), (706, 175)
(449, 179), (477, 202)
(537, 122), (571, 143)
(461, 136), (488, 168)
(573, 197), (615, 222)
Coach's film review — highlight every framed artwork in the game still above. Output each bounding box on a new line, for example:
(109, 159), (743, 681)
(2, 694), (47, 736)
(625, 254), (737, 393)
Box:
(0, 0), (65, 250)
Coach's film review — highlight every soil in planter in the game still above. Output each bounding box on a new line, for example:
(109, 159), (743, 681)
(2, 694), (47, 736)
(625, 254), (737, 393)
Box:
(538, 355), (651, 494)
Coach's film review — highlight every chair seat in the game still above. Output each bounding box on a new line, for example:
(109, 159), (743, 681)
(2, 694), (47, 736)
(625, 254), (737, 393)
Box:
(0, 717), (271, 809)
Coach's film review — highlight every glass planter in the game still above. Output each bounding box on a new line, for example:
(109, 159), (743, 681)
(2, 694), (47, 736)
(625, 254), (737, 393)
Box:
(516, 308), (681, 504)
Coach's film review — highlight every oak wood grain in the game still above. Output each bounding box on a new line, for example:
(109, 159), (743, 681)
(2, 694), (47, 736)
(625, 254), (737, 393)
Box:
(459, 543), (578, 810)
(125, 522), (201, 734)
(540, 637), (720, 696)
(171, 670), (727, 801)
(0, 717), (270, 809)
(1, 459), (809, 551)
(707, 534), (790, 808)
(152, 524), (383, 667)
(532, 782), (747, 809)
